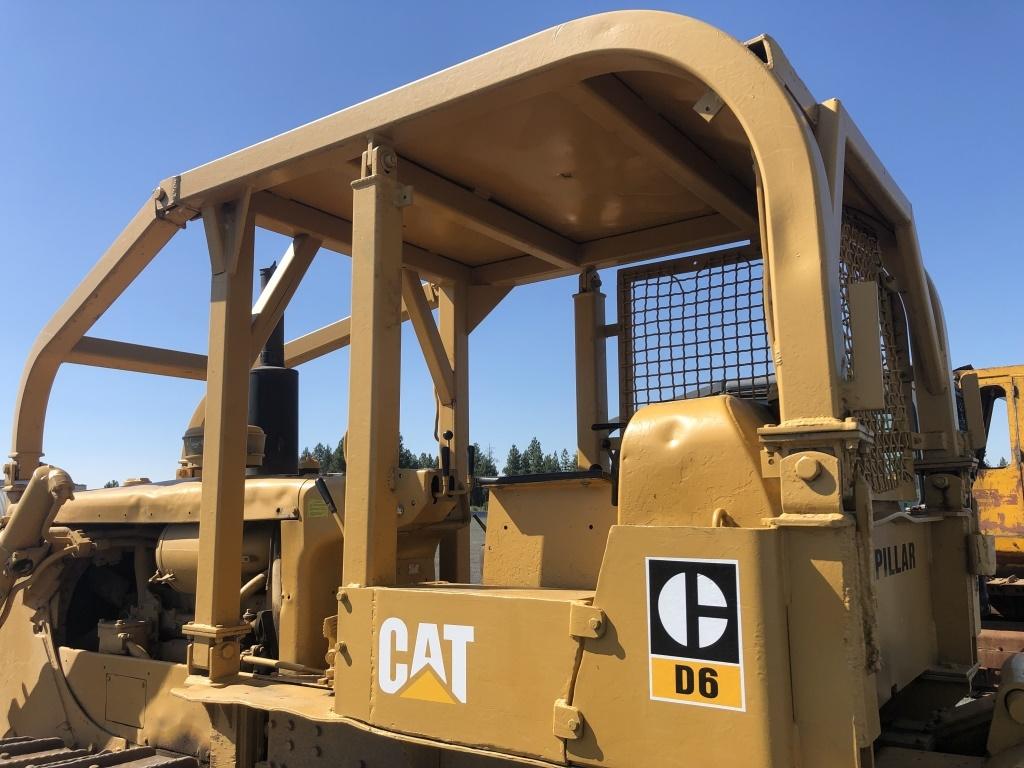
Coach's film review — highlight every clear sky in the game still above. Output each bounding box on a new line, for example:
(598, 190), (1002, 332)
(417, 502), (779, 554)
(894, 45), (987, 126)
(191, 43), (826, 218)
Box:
(2, 2), (1021, 489)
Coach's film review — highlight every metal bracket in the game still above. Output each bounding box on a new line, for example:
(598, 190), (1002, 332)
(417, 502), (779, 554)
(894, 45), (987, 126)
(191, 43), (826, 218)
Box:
(181, 622), (250, 642)
(568, 601), (606, 639)
(694, 89), (724, 122)
(153, 176), (198, 228)
(394, 184), (414, 208)
(353, 142), (413, 209)
(552, 698), (583, 740)
(183, 621), (250, 677)
(2, 461), (21, 493)
(203, 192), (253, 276)
(360, 141), (397, 179)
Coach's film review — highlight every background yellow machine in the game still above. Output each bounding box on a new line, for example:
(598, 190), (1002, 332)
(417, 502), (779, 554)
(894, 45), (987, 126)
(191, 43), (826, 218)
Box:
(970, 367), (1024, 572)
(957, 366), (1024, 673)
(1, 11), (1022, 768)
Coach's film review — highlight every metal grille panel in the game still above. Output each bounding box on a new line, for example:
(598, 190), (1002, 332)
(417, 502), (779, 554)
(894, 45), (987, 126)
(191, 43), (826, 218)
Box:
(839, 212), (915, 495)
(617, 249), (773, 420)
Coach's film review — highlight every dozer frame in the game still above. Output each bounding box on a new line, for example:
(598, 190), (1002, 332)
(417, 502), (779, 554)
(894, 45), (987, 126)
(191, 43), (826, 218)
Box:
(2, 11), (1020, 768)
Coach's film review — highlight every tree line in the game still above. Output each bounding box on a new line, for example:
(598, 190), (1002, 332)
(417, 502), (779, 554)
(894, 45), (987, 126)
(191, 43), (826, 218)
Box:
(301, 435), (575, 476)
(503, 438), (576, 475)
(299, 435), (576, 507)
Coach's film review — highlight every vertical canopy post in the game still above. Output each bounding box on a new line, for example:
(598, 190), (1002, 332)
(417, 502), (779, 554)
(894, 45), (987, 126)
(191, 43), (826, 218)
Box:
(186, 192), (255, 680)
(342, 142), (409, 587)
(437, 280), (471, 582)
(574, 268), (609, 470)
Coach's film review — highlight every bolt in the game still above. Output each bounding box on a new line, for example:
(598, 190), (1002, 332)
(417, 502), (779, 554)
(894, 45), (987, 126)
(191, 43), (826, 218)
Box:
(932, 475), (950, 489)
(285, 740), (294, 752)
(795, 456), (822, 482)
(287, 719), (295, 731)
(311, 747), (321, 758)
(588, 617), (602, 631)
(567, 719), (579, 732)
(337, 589), (348, 604)
(153, 187), (167, 202)
(337, 641), (348, 653)
(381, 151), (397, 171)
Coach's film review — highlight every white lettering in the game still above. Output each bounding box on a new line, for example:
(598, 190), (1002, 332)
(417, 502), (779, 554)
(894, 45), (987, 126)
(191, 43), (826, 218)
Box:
(378, 617), (408, 694)
(377, 618), (475, 703)
(443, 624), (474, 703)
(411, 622), (446, 683)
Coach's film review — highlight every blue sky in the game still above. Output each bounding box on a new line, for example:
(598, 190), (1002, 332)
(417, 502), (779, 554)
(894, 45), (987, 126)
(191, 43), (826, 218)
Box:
(2, 2), (1021, 489)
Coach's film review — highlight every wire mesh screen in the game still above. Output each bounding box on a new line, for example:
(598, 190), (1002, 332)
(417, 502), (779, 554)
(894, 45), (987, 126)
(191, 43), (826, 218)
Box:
(839, 212), (915, 495)
(617, 249), (773, 420)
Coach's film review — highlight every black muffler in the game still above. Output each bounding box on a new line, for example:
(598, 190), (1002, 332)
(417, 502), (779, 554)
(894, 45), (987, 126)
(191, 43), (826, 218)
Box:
(248, 264), (299, 475)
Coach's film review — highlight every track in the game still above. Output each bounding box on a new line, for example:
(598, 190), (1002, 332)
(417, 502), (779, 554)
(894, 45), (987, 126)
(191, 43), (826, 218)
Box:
(0, 737), (197, 768)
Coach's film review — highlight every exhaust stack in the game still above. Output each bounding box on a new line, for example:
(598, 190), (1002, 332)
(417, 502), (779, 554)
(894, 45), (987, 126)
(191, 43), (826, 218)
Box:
(248, 264), (299, 475)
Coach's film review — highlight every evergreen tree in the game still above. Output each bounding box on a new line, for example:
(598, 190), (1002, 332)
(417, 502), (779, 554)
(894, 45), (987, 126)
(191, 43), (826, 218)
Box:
(303, 435), (577, 481)
(311, 442), (333, 472)
(999, 457), (1009, 468)
(470, 443), (499, 508)
(398, 434), (419, 469)
(473, 444), (498, 477)
(504, 444), (523, 475)
(103, 480), (119, 488)
(331, 438), (346, 473)
(522, 437), (545, 474)
(559, 448), (576, 472)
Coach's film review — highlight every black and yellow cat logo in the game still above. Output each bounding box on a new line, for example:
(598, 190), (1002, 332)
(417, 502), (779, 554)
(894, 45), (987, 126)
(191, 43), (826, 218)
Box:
(646, 557), (745, 711)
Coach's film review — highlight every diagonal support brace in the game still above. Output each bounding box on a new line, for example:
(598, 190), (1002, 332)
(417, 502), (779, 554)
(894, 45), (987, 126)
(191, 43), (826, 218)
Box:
(402, 268), (455, 405)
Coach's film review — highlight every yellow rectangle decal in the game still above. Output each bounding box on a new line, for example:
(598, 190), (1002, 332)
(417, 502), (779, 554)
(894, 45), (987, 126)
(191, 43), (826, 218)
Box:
(650, 657), (743, 710)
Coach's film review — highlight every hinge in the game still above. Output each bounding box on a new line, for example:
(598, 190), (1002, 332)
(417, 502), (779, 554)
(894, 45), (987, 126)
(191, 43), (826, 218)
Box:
(553, 698), (583, 740)
(568, 601), (606, 639)
(154, 176), (198, 228)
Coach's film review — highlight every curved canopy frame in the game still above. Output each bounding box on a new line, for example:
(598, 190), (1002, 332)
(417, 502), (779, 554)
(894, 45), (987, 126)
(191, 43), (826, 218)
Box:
(7, 10), (952, 487)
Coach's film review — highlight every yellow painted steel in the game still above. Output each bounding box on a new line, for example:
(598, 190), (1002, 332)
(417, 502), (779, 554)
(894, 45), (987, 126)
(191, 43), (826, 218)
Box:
(970, 367), (1024, 567)
(2, 10), (1019, 768)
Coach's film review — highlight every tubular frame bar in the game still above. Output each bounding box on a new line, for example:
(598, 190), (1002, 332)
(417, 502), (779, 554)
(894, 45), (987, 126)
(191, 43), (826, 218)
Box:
(66, 337), (208, 381)
(187, 204), (256, 680)
(182, 281), (438, 436)
(9, 203), (180, 479)
(341, 145), (405, 587)
(9, 11), (950, 494)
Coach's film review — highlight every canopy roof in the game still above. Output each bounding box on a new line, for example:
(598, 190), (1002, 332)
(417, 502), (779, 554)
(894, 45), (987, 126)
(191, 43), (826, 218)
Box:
(161, 13), (827, 287)
(9, 10), (952, 483)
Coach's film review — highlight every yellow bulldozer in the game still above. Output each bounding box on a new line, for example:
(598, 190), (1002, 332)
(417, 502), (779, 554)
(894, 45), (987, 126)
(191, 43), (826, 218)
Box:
(956, 366), (1024, 673)
(2, 11), (1023, 768)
